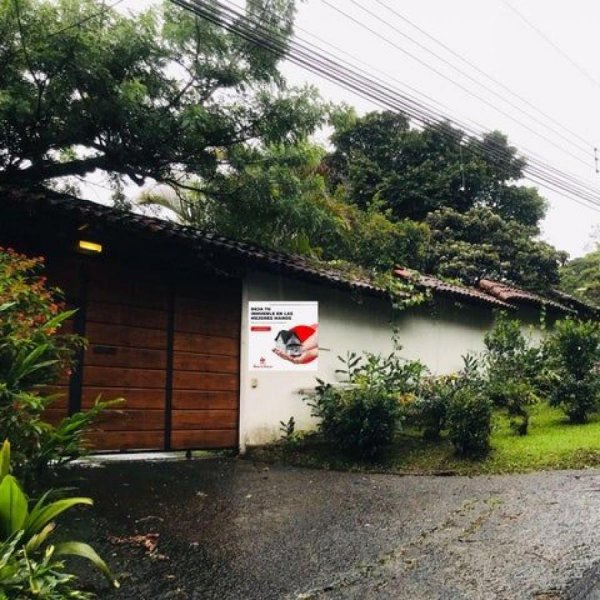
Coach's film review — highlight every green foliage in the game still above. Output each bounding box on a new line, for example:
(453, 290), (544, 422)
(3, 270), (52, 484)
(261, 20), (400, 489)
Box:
(425, 206), (566, 290)
(249, 403), (600, 475)
(447, 385), (492, 457)
(326, 109), (564, 290)
(482, 313), (544, 435)
(0, 248), (119, 486)
(545, 318), (600, 423)
(408, 375), (455, 440)
(327, 110), (545, 225)
(279, 416), (296, 441)
(140, 142), (431, 273)
(0, 440), (118, 599)
(307, 382), (400, 460)
(0, 0), (322, 198)
(560, 247), (600, 307)
(307, 351), (426, 460)
(0, 535), (95, 600)
(335, 350), (427, 396)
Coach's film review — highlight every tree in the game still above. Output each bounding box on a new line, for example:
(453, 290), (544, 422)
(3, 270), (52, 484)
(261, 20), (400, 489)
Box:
(560, 247), (600, 305)
(0, 0), (323, 197)
(326, 109), (564, 289)
(426, 206), (566, 289)
(326, 110), (547, 228)
(140, 141), (431, 272)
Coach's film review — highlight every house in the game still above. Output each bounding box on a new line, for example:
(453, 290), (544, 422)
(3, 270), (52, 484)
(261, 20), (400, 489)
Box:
(274, 325), (317, 358)
(0, 188), (594, 452)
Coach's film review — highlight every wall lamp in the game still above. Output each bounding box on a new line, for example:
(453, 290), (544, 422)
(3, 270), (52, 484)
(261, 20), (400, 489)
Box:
(77, 240), (103, 254)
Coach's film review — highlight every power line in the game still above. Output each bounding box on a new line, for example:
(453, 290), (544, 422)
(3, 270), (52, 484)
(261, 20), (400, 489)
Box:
(500, 0), (600, 92)
(322, 0), (593, 168)
(373, 0), (595, 150)
(172, 0), (600, 212)
(168, 0), (600, 213)
(283, 9), (600, 201)
(44, 0), (126, 40)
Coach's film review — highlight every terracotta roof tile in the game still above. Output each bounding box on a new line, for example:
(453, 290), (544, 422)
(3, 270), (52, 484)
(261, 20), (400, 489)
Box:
(394, 268), (514, 309)
(478, 279), (575, 314)
(2, 187), (385, 297)
(2, 188), (586, 317)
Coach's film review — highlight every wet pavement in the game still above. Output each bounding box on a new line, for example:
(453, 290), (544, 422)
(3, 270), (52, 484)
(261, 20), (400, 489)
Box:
(64, 457), (600, 599)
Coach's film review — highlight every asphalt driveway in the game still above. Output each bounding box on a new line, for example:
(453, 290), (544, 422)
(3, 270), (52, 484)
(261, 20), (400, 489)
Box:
(63, 457), (600, 599)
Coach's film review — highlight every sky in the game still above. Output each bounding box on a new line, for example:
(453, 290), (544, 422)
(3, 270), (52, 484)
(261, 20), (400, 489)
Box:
(113, 0), (600, 258)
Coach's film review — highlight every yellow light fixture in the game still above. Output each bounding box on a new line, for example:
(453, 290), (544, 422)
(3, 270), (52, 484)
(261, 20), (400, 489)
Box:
(77, 240), (103, 254)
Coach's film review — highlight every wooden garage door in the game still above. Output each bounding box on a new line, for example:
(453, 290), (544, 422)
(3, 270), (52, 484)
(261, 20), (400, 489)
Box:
(81, 262), (169, 451)
(42, 259), (241, 452)
(171, 279), (241, 449)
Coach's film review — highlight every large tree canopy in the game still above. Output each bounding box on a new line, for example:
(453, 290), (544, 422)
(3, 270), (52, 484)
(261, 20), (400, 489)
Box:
(141, 140), (431, 271)
(326, 110), (547, 228)
(426, 206), (567, 289)
(0, 2), (567, 292)
(560, 247), (600, 305)
(324, 109), (565, 290)
(0, 0), (323, 192)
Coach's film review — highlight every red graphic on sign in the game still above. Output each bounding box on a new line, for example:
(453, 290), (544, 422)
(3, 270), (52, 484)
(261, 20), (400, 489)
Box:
(273, 323), (319, 365)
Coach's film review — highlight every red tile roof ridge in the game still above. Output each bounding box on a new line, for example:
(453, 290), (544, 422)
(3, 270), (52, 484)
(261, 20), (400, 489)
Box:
(478, 279), (575, 313)
(393, 268), (514, 310)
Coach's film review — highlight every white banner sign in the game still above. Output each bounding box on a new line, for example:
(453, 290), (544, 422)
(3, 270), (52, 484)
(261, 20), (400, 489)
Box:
(248, 301), (319, 371)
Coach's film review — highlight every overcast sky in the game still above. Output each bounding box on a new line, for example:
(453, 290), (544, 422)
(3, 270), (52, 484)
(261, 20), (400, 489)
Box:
(115, 0), (600, 258)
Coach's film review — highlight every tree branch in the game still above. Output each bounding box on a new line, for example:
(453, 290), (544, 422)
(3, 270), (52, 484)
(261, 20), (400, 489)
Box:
(0, 155), (110, 186)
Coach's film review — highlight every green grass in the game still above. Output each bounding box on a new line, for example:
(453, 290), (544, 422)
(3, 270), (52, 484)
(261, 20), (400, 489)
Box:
(247, 404), (600, 475)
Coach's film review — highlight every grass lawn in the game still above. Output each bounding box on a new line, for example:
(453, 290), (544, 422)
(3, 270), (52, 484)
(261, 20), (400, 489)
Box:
(247, 403), (600, 475)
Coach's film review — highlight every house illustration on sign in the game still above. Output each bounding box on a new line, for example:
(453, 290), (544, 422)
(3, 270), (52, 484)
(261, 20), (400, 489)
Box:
(274, 324), (315, 357)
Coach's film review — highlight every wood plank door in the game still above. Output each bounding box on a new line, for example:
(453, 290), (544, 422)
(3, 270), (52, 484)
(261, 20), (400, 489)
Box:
(171, 277), (241, 450)
(43, 258), (241, 452)
(80, 262), (169, 451)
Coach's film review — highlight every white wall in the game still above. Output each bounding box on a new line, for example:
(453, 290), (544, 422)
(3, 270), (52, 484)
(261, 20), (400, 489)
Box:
(239, 271), (520, 450)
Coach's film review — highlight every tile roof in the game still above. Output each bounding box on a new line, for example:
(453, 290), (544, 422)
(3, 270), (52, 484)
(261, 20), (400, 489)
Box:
(394, 268), (515, 310)
(1, 187), (385, 297)
(478, 279), (575, 314)
(548, 289), (600, 318)
(2, 187), (592, 318)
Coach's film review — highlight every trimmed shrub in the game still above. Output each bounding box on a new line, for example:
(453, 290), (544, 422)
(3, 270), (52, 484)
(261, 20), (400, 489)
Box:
(545, 318), (600, 423)
(308, 382), (400, 460)
(409, 375), (454, 440)
(307, 350), (426, 460)
(482, 313), (544, 435)
(447, 386), (492, 456)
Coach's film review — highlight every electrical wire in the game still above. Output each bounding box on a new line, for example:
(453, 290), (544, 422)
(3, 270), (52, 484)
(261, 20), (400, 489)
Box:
(373, 0), (595, 150)
(281, 10), (600, 200)
(323, 0), (593, 167)
(501, 0), (600, 92)
(173, 0), (600, 211)
(168, 0), (600, 213)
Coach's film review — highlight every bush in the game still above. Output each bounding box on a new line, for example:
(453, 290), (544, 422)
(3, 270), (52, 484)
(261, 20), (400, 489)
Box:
(0, 440), (119, 599)
(308, 382), (400, 460)
(0, 248), (118, 487)
(335, 350), (427, 395)
(409, 375), (454, 440)
(307, 350), (425, 459)
(447, 386), (492, 456)
(545, 318), (600, 423)
(482, 313), (544, 435)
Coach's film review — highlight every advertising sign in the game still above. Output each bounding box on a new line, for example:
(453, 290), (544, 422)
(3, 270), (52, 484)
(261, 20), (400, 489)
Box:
(248, 301), (319, 371)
